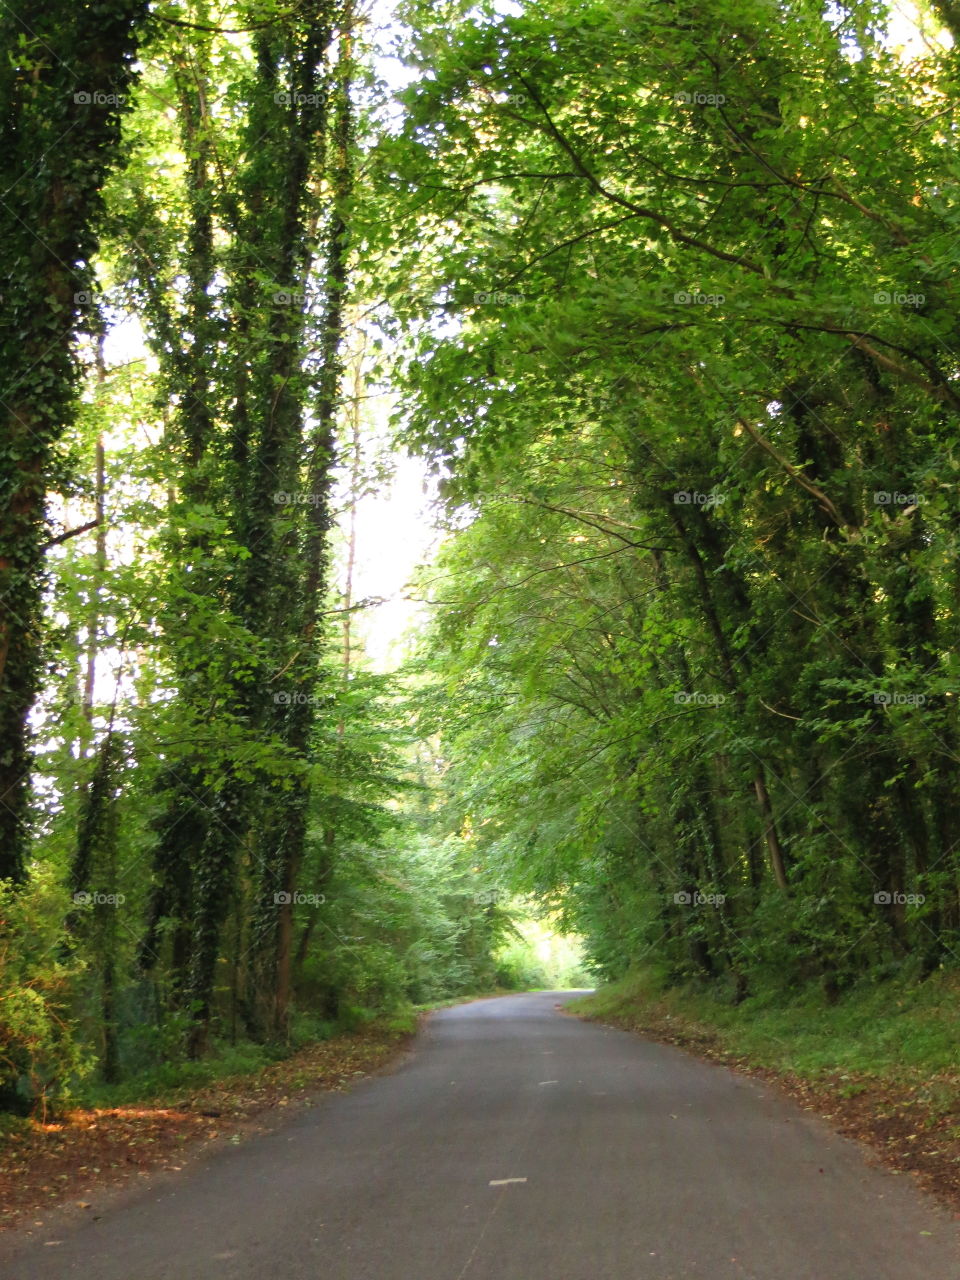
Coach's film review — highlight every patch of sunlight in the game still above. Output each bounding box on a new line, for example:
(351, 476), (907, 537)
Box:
(496, 911), (593, 991)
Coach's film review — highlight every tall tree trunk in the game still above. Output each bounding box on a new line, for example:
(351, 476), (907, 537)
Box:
(663, 497), (791, 893)
(0, 0), (146, 884)
(266, 12), (355, 1037)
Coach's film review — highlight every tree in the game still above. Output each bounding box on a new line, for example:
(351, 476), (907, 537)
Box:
(389, 0), (960, 995)
(0, 0), (147, 882)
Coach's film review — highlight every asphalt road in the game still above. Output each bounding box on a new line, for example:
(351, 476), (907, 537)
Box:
(3, 991), (958, 1279)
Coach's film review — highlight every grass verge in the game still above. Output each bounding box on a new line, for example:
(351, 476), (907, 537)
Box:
(570, 968), (960, 1212)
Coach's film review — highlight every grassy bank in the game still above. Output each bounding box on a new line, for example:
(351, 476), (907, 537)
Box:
(571, 969), (960, 1208)
(572, 968), (960, 1078)
(74, 1007), (420, 1112)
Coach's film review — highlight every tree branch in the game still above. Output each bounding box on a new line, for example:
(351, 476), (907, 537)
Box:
(516, 75), (766, 276)
(43, 519), (100, 550)
(736, 417), (848, 528)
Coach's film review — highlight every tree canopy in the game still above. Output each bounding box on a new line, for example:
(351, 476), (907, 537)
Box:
(1, 0), (959, 1111)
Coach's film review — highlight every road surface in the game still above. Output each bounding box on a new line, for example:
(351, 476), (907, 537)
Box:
(2, 991), (957, 1279)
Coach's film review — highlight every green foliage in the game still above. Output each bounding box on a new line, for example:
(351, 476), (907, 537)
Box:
(494, 917), (592, 990)
(297, 831), (519, 1010)
(0, 871), (92, 1115)
(389, 0), (960, 1000)
(11, 0), (960, 1121)
(0, 0), (524, 1113)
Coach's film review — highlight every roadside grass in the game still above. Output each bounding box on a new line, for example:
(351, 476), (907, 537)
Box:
(75, 1006), (422, 1111)
(570, 967), (960, 1081)
(77, 1041), (283, 1110)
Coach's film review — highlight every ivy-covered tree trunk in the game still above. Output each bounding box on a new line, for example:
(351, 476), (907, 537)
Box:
(249, 3), (354, 1040)
(0, 0), (146, 883)
(128, 16), (224, 1029)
